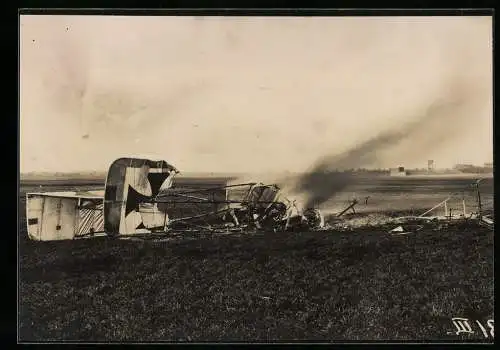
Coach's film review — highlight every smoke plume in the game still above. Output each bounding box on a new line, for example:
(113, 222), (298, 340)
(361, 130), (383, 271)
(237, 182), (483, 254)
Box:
(294, 76), (490, 209)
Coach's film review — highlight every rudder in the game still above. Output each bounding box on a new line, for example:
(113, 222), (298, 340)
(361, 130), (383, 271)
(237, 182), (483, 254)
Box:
(103, 157), (178, 236)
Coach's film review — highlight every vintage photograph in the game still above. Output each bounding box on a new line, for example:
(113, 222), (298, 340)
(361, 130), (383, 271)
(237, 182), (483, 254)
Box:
(19, 12), (493, 342)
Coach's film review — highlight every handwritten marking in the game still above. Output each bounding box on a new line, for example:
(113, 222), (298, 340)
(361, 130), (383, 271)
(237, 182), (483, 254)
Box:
(452, 318), (474, 335)
(450, 318), (494, 338)
(476, 319), (488, 338)
(487, 319), (494, 338)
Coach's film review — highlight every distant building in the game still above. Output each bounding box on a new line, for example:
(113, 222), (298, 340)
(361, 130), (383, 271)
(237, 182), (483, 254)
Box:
(390, 166), (407, 176)
(428, 160), (435, 172)
(484, 162), (493, 168)
(454, 164), (474, 171)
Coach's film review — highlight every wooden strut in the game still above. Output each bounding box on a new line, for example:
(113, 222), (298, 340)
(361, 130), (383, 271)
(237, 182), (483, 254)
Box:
(462, 192), (466, 216)
(168, 208), (234, 224)
(475, 181), (483, 219)
(337, 199), (359, 217)
(163, 208), (169, 233)
(75, 198), (81, 237)
(154, 182), (259, 197)
(418, 197), (451, 218)
(153, 199), (280, 204)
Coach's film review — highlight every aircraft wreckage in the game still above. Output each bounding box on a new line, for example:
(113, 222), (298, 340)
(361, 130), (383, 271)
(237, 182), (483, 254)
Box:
(25, 157), (492, 241)
(26, 157), (325, 241)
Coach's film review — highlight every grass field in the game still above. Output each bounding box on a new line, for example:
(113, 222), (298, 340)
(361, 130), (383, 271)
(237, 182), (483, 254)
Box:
(18, 175), (494, 342)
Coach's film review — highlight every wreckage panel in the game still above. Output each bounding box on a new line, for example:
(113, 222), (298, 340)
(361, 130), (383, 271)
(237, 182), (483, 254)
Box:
(26, 195), (44, 240)
(104, 157), (176, 235)
(76, 200), (104, 237)
(35, 196), (78, 241)
(59, 198), (79, 239)
(40, 197), (62, 240)
(26, 193), (106, 241)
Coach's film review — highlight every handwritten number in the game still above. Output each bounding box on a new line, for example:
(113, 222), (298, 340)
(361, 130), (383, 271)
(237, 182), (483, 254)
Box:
(476, 320), (488, 338)
(451, 318), (494, 338)
(487, 320), (494, 338)
(452, 318), (474, 335)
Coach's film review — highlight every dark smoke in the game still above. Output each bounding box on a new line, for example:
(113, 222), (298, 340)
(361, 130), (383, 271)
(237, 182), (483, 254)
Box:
(295, 81), (472, 209)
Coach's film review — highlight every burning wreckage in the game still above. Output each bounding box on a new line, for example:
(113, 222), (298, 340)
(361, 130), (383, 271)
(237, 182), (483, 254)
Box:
(26, 157), (325, 241)
(25, 157), (493, 242)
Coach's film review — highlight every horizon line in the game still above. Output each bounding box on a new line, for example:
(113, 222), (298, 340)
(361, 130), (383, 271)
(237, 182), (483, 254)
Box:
(20, 166), (493, 175)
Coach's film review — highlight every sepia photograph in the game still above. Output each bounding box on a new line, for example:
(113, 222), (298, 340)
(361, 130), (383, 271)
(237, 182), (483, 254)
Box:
(19, 11), (493, 342)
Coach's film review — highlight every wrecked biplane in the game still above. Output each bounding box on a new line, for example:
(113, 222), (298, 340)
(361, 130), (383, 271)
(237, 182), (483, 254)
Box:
(25, 157), (324, 241)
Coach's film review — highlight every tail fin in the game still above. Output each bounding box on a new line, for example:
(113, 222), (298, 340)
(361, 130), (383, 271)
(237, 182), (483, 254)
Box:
(103, 157), (178, 236)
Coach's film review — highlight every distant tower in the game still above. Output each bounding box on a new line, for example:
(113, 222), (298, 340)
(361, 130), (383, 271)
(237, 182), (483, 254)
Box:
(428, 160), (435, 172)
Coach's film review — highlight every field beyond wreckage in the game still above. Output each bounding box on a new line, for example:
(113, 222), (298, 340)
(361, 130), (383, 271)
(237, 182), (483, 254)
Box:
(19, 175), (494, 342)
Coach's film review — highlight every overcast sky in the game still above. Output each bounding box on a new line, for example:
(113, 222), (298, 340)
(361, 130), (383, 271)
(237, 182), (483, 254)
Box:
(20, 15), (493, 173)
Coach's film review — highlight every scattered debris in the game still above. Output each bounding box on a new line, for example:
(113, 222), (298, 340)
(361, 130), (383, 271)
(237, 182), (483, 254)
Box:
(388, 224), (423, 235)
(480, 215), (494, 229)
(25, 157), (493, 241)
(392, 232), (409, 236)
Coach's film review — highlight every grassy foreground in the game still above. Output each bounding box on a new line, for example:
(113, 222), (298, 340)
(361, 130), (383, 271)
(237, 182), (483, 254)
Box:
(19, 222), (493, 342)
